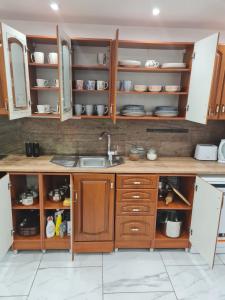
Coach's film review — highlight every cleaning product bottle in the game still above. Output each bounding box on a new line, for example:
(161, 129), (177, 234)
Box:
(55, 210), (63, 236)
(46, 216), (55, 238)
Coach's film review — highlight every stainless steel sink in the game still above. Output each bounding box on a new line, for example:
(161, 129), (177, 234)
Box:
(51, 155), (124, 168)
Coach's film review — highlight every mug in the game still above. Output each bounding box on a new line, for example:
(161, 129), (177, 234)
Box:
(74, 104), (85, 116)
(76, 80), (84, 90)
(97, 52), (107, 65)
(85, 104), (94, 116)
(48, 52), (58, 64)
(85, 80), (95, 90)
(36, 79), (48, 87)
(120, 80), (133, 92)
(145, 60), (160, 68)
(37, 105), (50, 113)
(96, 104), (108, 116)
(97, 80), (108, 90)
(48, 79), (59, 87)
(31, 52), (44, 64)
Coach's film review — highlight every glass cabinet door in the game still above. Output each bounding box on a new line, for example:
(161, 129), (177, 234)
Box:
(1, 23), (31, 119)
(57, 25), (73, 122)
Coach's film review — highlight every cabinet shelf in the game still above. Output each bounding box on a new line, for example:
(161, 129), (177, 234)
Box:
(44, 199), (70, 210)
(72, 115), (110, 119)
(117, 91), (188, 95)
(72, 89), (109, 93)
(44, 235), (70, 249)
(12, 202), (40, 210)
(14, 234), (41, 241)
(116, 116), (185, 121)
(118, 67), (191, 73)
(72, 64), (109, 70)
(29, 63), (58, 68)
(157, 198), (192, 210)
(154, 229), (189, 248)
(31, 113), (60, 118)
(30, 87), (59, 91)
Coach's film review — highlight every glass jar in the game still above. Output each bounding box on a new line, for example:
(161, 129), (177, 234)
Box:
(147, 148), (158, 160)
(129, 148), (140, 161)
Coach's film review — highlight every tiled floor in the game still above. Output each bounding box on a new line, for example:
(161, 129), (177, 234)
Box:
(0, 250), (225, 300)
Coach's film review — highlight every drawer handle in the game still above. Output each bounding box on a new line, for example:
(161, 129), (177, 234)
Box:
(132, 208), (141, 212)
(132, 195), (140, 199)
(133, 181), (141, 185)
(131, 227), (140, 232)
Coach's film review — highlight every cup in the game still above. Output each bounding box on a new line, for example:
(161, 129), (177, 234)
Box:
(44, 104), (51, 113)
(36, 79), (48, 87)
(97, 80), (108, 90)
(76, 80), (84, 90)
(74, 104), (85, 116)
(52, 79), (59, 87)
(145, 60), (160, 68)
(85, 104), (94, 116)
(31, 52), (44, 64)
(97, 52), (107, 65)
(85, 80), (95, 90)
(48, 52), (58, 64)
(96, 104), (108, 116)
(37, 105), (46, 113)
(120, 80), (133, 91)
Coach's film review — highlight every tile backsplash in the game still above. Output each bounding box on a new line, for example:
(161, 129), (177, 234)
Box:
(1, 117), (225, 157)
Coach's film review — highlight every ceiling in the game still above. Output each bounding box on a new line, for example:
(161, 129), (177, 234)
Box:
(1, 0), (225, 30)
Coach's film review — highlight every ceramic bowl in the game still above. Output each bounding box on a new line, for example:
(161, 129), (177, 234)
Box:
(164, 85), (181, 92)
(148, 85), (162, 92)
(134, 85), (147, 92)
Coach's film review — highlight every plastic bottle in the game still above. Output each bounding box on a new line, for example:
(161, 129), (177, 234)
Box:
(55, 210), (63, 236)
(46, 216), (55, 238)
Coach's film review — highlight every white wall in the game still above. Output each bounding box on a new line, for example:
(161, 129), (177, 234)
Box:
(2, 19), (225, 42)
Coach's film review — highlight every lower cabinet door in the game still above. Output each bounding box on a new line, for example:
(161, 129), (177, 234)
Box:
(116, 216), (154, 241)
(74, 174), (115, 242)
(0, 174), (13, 260)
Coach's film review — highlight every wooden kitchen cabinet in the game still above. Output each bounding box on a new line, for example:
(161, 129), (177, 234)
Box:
(208, 45), (225, 120)
(73, 173), (115, 252)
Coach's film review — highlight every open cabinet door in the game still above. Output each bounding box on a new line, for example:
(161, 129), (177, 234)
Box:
(186, 33), (219, 124)
(0, 23), (31, 120)
(57, 25), (73, 122)
(0, 174), (13, 260)
(190, 176), (223, 268)
(111, 29), (119, 124)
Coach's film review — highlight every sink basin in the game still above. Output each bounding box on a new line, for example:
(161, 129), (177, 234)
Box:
(51, 155), (124, 168)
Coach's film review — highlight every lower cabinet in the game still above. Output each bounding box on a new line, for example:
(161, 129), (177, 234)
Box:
(73, 173), (115, 252)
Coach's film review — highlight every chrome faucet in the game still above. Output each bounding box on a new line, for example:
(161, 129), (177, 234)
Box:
(98, 131), (118, 165)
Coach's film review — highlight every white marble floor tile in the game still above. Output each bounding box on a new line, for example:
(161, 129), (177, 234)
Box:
(40, 250), (102, 268)
(0, 253), (41, 297)
(0, 298), (27, 300)
(160, 250), (222, 266)
(104, 292), (177, 300)
(103, 251), (173, 293)
(218, 254), (225, 264)
(28, 267), (102, 300)
(167, 265), (225, 300)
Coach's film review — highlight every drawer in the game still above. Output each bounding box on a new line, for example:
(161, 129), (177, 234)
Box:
(117, 189), (157, 202)
(116, 216), (154, 241)
(117, 174), (158, 189)
(116, 201), (156, 216)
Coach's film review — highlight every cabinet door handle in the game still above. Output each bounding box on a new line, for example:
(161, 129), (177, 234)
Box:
(222, 105), (225, 113)
(74, 192), (78, 203)
(130, 227), (140, 232)
(216, 105), (220, 114)
(110, 181), (114, 189)
(133, 181), (141, 185)
(132, 208), (141, 212)
(132, 195), (140, 199)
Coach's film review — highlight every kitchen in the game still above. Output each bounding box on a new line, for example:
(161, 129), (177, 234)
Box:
(1, 0), (225, 299)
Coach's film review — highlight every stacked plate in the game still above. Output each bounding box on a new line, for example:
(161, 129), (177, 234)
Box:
(161, 63), (186, 68)
(119, 60), (141, 67)
(154, 106), (178, 117)
(120, 105), (146, 116)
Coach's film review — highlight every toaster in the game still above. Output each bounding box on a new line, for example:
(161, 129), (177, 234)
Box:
(194, 144), (218, 161)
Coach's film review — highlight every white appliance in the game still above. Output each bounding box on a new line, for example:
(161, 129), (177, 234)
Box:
(194, 144), (218, 161)
(218, 139), (225, 163)
(201, 176), (225, 253)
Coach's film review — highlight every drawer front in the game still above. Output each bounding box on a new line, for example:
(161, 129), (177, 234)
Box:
(116, 201), (156, 216)
(117, 175), (158, 189)
(117, 189), (157, 202)
(116, 216), (154, 241)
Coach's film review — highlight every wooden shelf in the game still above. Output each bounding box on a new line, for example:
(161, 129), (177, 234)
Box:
(157, 198), (192, 210)
(154, 229), (189, 248)
(72, 115), (110, 119)
(72, 64), (109, 70)
(12, 202), (40, 210)
(118, 67), (191, 73)
(31, 87), (59, 91)
(118, 40), (194, 49)
(72, 38), (111, 47)
(73, 89), (109, 93)
(44, 235), (70, 249)
(31, 113), (60, 118)
(44, 199), (70, 210)
(14, 234), (41, 241)
(117, 91), (188, 95)
(116, 116), (185, 121)
(29, 63), (58, 68)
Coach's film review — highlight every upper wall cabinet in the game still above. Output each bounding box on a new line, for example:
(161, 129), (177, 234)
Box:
(186, 33), (219, 124)
(0, 23), (31, 119)
(57, 25), (73, 122)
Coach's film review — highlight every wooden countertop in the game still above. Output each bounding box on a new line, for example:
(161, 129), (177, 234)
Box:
(0, 155), (225, 174)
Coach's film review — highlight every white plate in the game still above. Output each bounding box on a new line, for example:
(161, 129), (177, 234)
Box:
(34, 111), (51, 114)
(155, 112), (178, 117)
(161, 63), (186, 68)
(121, 112), (146, 116)
(119, 60), (141, 67)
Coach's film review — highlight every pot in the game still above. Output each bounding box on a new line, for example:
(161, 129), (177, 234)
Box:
(48, 188), (65, 202)
(160, 210), (183, 238)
